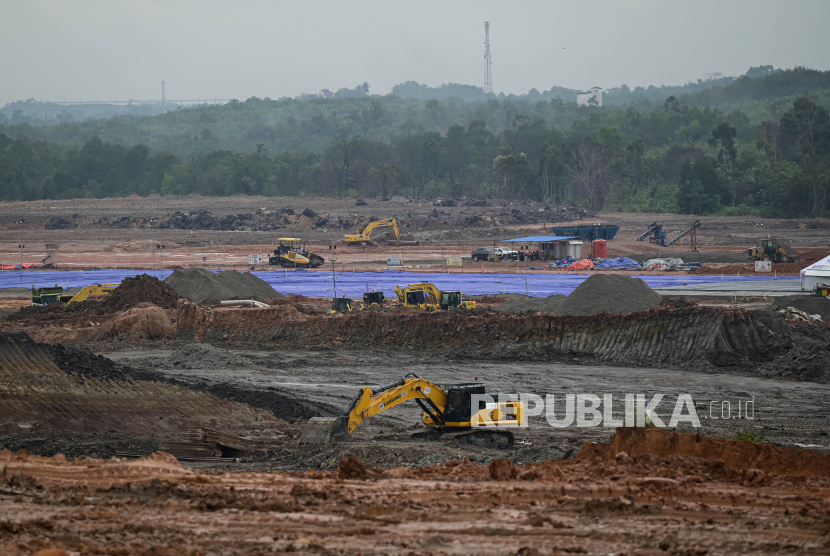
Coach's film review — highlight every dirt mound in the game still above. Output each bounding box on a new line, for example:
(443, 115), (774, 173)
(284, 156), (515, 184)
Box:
(101, 274), (179, 312)
(160, 343), (257, 369)
(92, 305), (177, 341)
(577, 427), (830, 477)
(772, 295), (830, 320)
(495, 275), (662, 316)
(0, 332), (279, 441)
(164, 267), (282, 304)
(0, 430), (158, 460)
(112, 240), (181, 252)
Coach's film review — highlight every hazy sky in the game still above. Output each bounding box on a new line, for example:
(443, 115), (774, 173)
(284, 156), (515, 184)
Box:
(3, 0), (829, 105)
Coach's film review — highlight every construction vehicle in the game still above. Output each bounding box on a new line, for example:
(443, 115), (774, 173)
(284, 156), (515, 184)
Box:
(268, 238), (324, 268)
(393, 282), (476, 311)
(41, 253), (56, 269)
(65, 283), (119, 303)
(344, 218), (420, 245)
(361, 291), (385, 309)
(32, 283), (119, 306)
(330, 297), (353, 313)
(31, 285), (72, 306)
(747, 239), (800, 264)
(299, 374), (524, 448)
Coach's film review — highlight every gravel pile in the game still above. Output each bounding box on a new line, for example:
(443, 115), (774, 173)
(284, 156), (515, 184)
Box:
(164, 267), (282, 304)
(556, 275), (662, 316)
(495, 275), (662, 316)
(772, 295), (830, 320)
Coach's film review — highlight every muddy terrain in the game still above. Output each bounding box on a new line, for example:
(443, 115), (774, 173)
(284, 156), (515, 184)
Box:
(0, 197), (829, 554)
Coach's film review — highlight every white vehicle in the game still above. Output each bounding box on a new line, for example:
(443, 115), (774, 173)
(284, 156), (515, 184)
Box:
(493, 247), (518, 260)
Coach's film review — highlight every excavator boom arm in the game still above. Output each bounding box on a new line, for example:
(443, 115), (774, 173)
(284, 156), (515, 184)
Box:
(343, 377), (447, 433)
(345, 219), (399, 242)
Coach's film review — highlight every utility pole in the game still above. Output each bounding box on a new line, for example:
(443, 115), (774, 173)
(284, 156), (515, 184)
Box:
(161, 81), (166, 105)
(483, 22), (493, 94)
(329, 257), (337, 298)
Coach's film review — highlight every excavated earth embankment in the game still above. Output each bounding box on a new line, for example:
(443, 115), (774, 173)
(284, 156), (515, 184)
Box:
(0, 428), (828, 555)
(0, 332), (280, 442)
(176, 300), (830, 382)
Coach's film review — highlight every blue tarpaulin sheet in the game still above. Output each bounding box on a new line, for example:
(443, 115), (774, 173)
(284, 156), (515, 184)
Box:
(1, 269), (797, 299)
(596, 257), (642, 270)
(550, 226), (620, 241)
(502, 236), (577, 243)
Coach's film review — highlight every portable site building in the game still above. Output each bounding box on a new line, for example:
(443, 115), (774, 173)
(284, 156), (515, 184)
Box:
(800, 254), (830, 292)
(502, 236), (582, 260)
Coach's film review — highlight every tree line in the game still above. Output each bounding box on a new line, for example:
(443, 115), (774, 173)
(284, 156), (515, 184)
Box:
(0, 73), (828, 218)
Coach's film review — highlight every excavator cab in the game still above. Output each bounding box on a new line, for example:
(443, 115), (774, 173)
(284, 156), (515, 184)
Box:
(362, 291), (384, 309)
(330, 297), (352, 313)
(405, 290), (426, 306)
(440, 291), (462, 310)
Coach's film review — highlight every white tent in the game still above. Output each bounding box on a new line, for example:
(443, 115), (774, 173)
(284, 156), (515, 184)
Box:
(800, 254), (830, 292)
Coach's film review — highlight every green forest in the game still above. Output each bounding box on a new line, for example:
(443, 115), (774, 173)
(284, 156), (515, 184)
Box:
(1, 66), (829, 218)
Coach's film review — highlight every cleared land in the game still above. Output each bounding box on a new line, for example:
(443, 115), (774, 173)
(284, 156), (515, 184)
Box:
(0, 196), (828, 554)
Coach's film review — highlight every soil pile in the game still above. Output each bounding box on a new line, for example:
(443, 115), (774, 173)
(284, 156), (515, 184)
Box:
(772, 295), (830, 320)
(495, 275), (662, 315)
(578, 427), (830, 477)
(493, 294), (566, 313)
(101, 274), (179, 311)
(164, 267), (282, 304)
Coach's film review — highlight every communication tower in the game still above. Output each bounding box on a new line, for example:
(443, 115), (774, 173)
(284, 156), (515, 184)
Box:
(161, 81), (166, 105)
(484, 22), (492, 94)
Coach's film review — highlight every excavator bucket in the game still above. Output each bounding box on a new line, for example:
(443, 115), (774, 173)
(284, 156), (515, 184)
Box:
(298, 416), (348, 445)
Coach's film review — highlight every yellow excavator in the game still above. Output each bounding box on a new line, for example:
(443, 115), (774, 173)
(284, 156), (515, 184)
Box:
(393, 282), (477, 311)
(345, 218), (399, 245)
(67, 283), (120, 304)
(299, 374), (524, 448)
(344, 218), (420, 245)
(31, 283), (119, 306)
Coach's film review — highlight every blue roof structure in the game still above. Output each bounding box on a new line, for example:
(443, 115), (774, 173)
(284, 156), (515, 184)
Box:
(501, 236), (578, 242)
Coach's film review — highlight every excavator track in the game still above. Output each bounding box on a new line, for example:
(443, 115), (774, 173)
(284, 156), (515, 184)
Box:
(411, 428), (514, 449)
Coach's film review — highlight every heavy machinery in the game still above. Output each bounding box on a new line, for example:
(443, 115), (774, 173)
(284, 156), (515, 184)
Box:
(393, 282), (476, 311)
(32, 283), (119, 306)
(345, 218), (399, 245)
(41, 253), (56, 268)
(268, 238), (324, 268)
(634, 222), (667, 246)
(31, 285), (72, 306)
(65, 283), (119, 303)
(361, 291), (385, 309)
(330, 297), (353, 313)
(299, 374), (524, 448)
(747, 239), (800, 264)
(344, 218), (420, 245)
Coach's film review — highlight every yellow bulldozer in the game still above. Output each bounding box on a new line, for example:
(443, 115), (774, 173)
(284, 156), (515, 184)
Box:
(268, 238), (324, 268)
(299, 374), (524, 448)
(344, 218), (419, 246)
(747, 239), (800, 264)
(393, 282), (476, 311)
